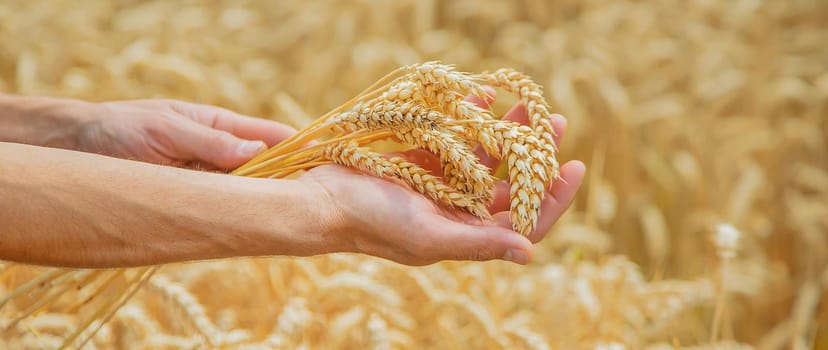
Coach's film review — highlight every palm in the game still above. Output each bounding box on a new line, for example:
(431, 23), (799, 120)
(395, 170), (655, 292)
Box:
(297, 92), (585, 265)
(302, 164), (458, 226)
(306, 162), (552, 266)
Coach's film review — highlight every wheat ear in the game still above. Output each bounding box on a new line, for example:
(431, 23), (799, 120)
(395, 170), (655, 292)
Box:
(478, 69), (560, 180)
(323, 141), (489, 217)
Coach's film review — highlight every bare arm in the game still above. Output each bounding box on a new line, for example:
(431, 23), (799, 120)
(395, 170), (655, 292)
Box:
(0, 93), (90, 149)
(0, 142), (342, 268)
(0, 93), (583, 267)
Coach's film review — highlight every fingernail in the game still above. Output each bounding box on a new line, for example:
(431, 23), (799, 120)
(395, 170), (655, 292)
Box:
(238, 141), (266, 156)
(503, 249), (528, 265)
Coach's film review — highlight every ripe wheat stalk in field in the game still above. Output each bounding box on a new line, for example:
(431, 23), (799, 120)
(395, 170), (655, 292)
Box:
(0, 61), (561, 348)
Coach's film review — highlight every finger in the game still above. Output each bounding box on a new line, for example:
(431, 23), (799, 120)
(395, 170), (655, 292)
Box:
(173, 102), (298, 147)
(503, 103), (530, 125)
(464, 85), (496, 108)
(491, 211), (513, 230)
(387, 149), (443, 176)
(172, 120), (267, 170)
(549, 113), (567, 147)
(424, 218), (534, 265)
(487, 180), (511, 213)
(440, 209), (488, 226)
(528, 160), (586, 243)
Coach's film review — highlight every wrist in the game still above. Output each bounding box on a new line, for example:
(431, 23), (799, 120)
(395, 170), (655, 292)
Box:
(0, 93), (96, 148)
(218, 176), (354, 258)
(296, 177), (356, 254)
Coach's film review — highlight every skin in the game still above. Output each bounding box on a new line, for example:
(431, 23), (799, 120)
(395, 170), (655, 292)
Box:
(0, 92), (584, 268)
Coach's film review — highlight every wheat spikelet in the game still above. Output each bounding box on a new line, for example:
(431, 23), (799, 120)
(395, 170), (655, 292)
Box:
(323, 142), (489, 217)
(403, 65), (501, 156)
(323, 95), (495, 201)
(372, 79), (500, 157)
(393, 127), (494, 203)
(479, 121), (550, 235)
(146, 275), (220, 346)
(326, 99), (443, 132)
(407, 61), (489, 99)
(478, 68), (560, 180)
(426, 92), (501, 158)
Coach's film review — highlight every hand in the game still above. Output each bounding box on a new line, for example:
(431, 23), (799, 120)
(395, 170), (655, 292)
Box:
(300, 89), (585, 265)
(71, 99), (297, 169)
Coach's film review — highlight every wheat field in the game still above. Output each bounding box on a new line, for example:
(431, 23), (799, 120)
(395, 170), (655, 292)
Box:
(1, 0), (827, 349)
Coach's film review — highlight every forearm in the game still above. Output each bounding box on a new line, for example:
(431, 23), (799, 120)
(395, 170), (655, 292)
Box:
(0, 142), (338, 268)
(0, 93), (91, 148)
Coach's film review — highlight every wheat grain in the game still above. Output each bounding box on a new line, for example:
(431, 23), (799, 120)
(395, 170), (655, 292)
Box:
(478, 68), (560, 180)
(382, 80), (500, 154)
(393, 127), (494, 203)
(323, 141), (489, 217)
(326, 99), (443, 132)
(405, 64), (501, 156)
(407, 62), (489, 99)
(478, 121), (550, 235)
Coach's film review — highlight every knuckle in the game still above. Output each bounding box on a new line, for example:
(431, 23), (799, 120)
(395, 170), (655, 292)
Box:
(145, 114), (179, 137)
(467, 247), (494, 261)
(208, 132), (234, 149)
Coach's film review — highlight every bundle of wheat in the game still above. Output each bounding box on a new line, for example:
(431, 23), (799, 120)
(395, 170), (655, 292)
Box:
(234, 61), (559, 236)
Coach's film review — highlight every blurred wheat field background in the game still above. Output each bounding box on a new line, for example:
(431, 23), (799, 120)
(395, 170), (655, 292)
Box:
(1, 0), (827, 349)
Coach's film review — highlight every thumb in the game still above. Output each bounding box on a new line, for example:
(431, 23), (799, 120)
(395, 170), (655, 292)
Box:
(432, 221), (534, 264)
(175, 122), (267, 170)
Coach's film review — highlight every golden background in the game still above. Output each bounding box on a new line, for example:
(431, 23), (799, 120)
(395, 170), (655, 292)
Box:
(1, 0), (827, 348)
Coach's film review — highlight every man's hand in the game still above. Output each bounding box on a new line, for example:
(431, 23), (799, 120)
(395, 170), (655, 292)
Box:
(0, 94), (297, 170)
(73, 100), (297, 169)
(0, 93), (583, 268)
(299, 89), (586, 265)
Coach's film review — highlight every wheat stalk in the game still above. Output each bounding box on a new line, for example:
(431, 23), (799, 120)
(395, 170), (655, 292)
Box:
(146, 275), (222, 346)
